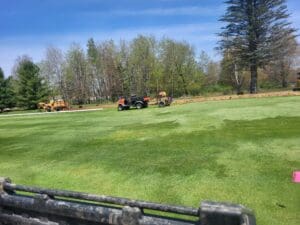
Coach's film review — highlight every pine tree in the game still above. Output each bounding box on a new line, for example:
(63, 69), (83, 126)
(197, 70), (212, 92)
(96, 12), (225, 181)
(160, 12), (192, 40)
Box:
(0, 68), (16, 112)
(0, 68), (6, 111)
(16, 60), (48, 109)
(219, 0), (296, 93)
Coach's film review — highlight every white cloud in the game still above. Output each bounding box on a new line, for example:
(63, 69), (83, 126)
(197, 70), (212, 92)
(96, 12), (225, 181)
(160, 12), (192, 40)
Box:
(113, 6), (223, 16)
(0, 23), (220, 44)
(82, 6), (225, 17)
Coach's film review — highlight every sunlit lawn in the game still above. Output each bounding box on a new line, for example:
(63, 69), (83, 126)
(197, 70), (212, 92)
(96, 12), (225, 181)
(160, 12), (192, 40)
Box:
(0, 96), (299, 225)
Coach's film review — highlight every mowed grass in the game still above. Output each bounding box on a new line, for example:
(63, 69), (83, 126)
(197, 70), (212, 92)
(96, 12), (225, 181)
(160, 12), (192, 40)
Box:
(0, 96), (300, 225)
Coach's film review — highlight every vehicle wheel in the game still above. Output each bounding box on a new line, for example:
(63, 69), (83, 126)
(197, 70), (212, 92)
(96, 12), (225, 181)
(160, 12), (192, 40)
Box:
(118, 105), (123, 111)
(159, 102), (165, 107)
(46, 107), (51, 112)
(136, 103), (143, 109)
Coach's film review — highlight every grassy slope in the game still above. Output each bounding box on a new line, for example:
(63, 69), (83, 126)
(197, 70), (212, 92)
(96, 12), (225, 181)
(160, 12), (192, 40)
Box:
(0, 96), (299, 225)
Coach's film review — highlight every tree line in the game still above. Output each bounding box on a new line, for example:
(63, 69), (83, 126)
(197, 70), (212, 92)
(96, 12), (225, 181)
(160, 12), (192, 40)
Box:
(1, 37), (226, 110)
(40, 37), (223, 104)
(0, 0), (298, 111)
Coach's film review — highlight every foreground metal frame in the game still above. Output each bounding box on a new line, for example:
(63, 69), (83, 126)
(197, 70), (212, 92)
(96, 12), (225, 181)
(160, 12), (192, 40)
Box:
(0, 177), (256, 225)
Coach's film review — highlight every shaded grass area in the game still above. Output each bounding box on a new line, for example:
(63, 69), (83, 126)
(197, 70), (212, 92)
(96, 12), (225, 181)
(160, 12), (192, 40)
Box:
(0, 96), (300, 225)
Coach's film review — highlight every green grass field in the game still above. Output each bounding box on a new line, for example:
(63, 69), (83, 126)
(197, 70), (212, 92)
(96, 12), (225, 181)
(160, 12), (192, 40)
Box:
(0, 96), (299, 225)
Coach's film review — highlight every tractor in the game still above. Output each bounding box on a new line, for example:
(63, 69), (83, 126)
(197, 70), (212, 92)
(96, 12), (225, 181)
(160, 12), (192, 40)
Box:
(118, 95), (150, 111)
(293, 72), (300, 91)
(157, 91), (172, 107)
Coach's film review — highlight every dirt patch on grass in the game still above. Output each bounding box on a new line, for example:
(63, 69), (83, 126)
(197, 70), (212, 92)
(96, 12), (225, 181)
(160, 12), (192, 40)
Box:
(173, 91), (300, 105)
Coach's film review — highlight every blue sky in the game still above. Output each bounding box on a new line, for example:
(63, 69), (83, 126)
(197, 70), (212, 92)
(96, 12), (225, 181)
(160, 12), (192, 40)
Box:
(1, 0), (299, 76)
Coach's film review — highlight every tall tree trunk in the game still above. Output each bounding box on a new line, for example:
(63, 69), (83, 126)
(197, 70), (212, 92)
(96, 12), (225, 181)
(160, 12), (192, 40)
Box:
(250, 64), (257, 94)
(234, 67), (244, 95)
(180, 74), (188, 96)
(281, 70), (288, 88)
(280, 62), (288, 88)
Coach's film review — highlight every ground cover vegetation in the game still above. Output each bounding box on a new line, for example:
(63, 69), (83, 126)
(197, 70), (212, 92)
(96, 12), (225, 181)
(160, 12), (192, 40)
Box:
(0, 96), (299, 225)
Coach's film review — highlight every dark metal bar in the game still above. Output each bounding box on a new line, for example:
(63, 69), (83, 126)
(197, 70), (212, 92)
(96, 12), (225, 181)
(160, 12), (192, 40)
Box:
(0, 193), (195, 225)
(0, 193), (122, 223)
(3, 182), (199, 216)
(0, 177), (256, 225)
(0, 213), (59, 225)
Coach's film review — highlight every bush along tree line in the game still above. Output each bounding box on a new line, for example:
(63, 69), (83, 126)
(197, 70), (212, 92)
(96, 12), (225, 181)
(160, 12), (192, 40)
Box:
(0, 0), (298, 110)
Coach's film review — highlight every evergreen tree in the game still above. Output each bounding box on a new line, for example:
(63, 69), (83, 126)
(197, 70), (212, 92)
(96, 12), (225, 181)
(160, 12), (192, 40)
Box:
(0, 67), (4, 82)
(0, 67), (7, 111)
(219, 0), (296, 93)
(15, 59), (48, 109)
(0, 68), (16, 112)
(87, 38), (98, 65)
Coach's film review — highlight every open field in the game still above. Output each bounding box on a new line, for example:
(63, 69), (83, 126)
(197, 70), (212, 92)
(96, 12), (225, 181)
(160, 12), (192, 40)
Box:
(0, 96), (299, 225)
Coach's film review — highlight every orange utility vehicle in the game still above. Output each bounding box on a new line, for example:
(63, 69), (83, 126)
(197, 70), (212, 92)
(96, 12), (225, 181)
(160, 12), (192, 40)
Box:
(118, 95), (150, 111)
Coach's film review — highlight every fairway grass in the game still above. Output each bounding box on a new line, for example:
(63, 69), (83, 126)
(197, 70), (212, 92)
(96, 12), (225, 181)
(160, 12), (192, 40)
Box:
(0, 96), (299, 225)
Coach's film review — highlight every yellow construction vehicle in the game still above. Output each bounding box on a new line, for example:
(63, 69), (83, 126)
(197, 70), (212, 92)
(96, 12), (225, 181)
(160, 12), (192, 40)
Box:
(38, 99), (68, 112)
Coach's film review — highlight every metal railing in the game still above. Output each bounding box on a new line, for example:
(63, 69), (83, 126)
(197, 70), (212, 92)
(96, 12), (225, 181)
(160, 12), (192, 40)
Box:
(0, 177), (256, 225)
